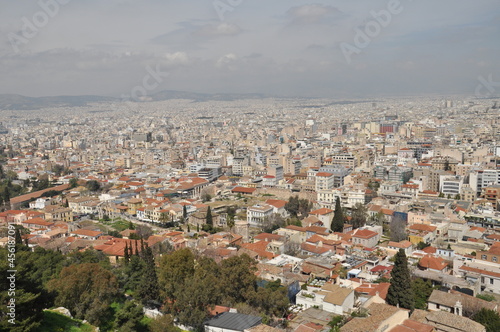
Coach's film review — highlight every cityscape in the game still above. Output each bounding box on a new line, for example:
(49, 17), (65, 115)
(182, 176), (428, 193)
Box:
(1, 1), (500, 332)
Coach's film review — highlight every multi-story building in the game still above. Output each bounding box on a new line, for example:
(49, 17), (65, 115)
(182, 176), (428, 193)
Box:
(247, 204), (274, 227)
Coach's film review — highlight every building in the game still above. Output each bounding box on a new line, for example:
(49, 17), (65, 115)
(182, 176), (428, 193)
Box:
(351, 229), (380, 248)
(247, 204), (274, 227)
(296, 283), (355, 315)
(205, 312), (262, 332)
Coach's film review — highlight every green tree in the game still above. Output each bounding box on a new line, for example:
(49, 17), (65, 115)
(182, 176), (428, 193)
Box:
(331, 197), (344, 232)
(137, 246), (161, 307)
(114, 301), (146, 332)
(386, 249), (414, 311)
(159, 248), (196, 301)
(47, 263), (119, 327)
(412, 278), (434, 309)
(206, 206), (213, 226)
(85, 180), (101, 192)
(416, 242), (429, 250)
(285, 196), (300, 217)
(149, 314), (180, 332)
(219, 254), (257, 305)
(69, 177), (79, 189)
(0, 247), (64, 331)
(472, 308), (500, 332)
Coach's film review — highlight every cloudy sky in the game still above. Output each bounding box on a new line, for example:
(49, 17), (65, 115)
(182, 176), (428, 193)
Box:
(0, 0), (499, 98)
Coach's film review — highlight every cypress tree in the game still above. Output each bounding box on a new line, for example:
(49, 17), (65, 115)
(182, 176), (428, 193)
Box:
(183, 205), (188, 219)
(386, 249), (414, 311)
(331, 197), (344, 232)
(137, 245), (160, 306)
(206, 206), (213, 226)
(15, 228), (23, 245)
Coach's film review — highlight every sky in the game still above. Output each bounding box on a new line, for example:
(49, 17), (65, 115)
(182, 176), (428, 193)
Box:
(0, 0), (499, 98)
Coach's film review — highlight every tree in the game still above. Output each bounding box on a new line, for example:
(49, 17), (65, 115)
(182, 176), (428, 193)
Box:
(201, 190), (212, 202)
(114, 301), (146, 332)
(137, 246), (161, 307)
(159, 248), (196, 300)
(149, 314), (180, 332)
(351, 203), (368, 229)
(206, 206), (213, 226)
(331, 197), (344, 232)
(226, 206), (236, 230)
(85, 180), (101, 192)
(285, 196), (300, 217)
(183, 205), (188, 219)
(412, 278), (435, 309)
(47, 263), (119, 326)
(416, 241), (430, 250)
(0, 246), (64, 331)
(386, 249), (414, 311)
(472, 308), (500, 332)
(69, 177), (79, 189)
(390, 214), (407, 242)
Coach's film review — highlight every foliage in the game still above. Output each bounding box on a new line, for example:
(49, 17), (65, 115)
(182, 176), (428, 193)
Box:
(158, 249), (288, 330)
(69, 178), (79, 189)
(47, 263), (120, 327)
(35, 310), (94, 332)
(285, 196), (312, 218)
(137, 245), (161, 307)
(0, 246), (65, 331)
(206, 206), (213, 226)
(416, 241), (430, 250)
(148, 314), (180, 332)
(328, 315), (347, 332)
(476, 293), (496, 302)
(386, 249), (414, 311)
(113, 301), (146, 332)
(85, 180), (101, 192)
(412, 278), (435, 309)
(472, 308), (500, 332)
(331, 197), (344, 232)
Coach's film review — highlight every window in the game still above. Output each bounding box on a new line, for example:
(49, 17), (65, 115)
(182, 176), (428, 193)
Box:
(491, 278), (494, 285)
(494, 257), (498, 263)
(482, 255), (487, 260)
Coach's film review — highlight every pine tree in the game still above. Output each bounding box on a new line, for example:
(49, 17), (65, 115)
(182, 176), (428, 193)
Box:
(386, 249), (414, 311)
(331, 197), (344, 232)
(206, 206), (213, 226)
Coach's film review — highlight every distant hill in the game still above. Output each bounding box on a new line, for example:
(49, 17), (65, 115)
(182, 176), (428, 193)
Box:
(151, 90), (268, 102)
(0, 91), (272, 110)
(0, 94), (115, 110)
